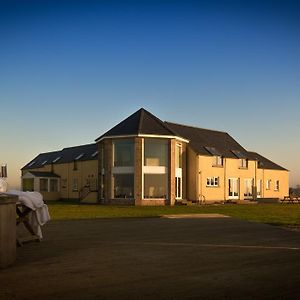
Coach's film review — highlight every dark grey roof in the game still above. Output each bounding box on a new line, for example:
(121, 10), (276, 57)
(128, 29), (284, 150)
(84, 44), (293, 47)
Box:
(165, 122), (249, 159)
(28, 171), (60, 178)
(247, 152), (287, 171)
(22, 143), (98, 170)
(95, 108), (179, 141)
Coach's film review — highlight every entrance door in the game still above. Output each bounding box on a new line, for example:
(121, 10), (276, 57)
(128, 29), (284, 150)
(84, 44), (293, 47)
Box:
(175, 169), (182, 199)
(229, 178), (239, 199)
(257, 180), (262, 198)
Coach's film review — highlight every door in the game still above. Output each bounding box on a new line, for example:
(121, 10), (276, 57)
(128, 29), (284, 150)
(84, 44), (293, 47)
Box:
(229, 178), (239, 199)
(257, 180), (262, 198)
(175, 169), (182, 199)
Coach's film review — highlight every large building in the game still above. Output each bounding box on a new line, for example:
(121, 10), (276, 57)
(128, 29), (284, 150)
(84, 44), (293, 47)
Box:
(21, 108), (289, 204)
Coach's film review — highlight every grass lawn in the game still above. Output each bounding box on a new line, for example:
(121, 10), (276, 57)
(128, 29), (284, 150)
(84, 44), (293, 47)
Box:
(47, 202), (300, 226)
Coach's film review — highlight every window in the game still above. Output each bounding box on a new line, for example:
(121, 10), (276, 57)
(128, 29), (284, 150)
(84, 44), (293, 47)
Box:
(113, 174), (134, 198)
(113, 139), (134, 167)
(275, 180), (280, 191)
(22, 178), (34, 192)
(144, 139), (168, 167)
(50, 179), (59, 192)
(143, 138), (169, 199)
(144, 174), (167, 199)
(73, 178), (78, 191)
(206, 177), (219, 187)
(266, 179), (271, 190)
(176, 143), (182, 168)
(240, 158), (248, 169)
(213, 156), (223, 167)
(61, 179), (67, 189)
(40, 178), (48, 192)
(244, 179), (253, 198)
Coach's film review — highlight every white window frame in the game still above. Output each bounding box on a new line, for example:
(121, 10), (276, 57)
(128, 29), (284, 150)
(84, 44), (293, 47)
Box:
(240, 158), (248, 169)
(142, 138), (168, 200)
(266, 179), (271, 190)
(275, 180), (280, 191)
(206, 177), (219, 187)
(213, 156), (223, 167)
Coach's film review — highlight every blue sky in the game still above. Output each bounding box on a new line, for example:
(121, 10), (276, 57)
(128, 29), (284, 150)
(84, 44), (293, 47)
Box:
(0, 0), (299, 188)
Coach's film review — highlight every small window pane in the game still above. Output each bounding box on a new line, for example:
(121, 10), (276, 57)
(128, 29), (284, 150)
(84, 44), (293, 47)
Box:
(50, 179), (58, 192)
(40, 178), (48, 192)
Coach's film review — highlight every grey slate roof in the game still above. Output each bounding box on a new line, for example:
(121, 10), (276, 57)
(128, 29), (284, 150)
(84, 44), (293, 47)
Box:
(165, 122), (249, 159)
(22, 143), (97, 170)
(28, 171), (60, 178)
(95, 108), (179, 141)
(247, 152), (287, 171)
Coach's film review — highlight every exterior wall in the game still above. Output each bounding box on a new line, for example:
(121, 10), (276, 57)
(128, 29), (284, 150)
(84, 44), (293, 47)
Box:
(196, 155), (289, 202)
(181, 142), (187, 200)
(259, 169), (289, 199)
(22, 159), (98, 202)
(168, 139), (176, 205)
(186, 147), (198, 200)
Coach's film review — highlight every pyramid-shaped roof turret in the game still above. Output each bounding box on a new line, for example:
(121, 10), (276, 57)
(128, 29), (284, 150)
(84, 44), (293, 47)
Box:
(95, 108), (182, 141)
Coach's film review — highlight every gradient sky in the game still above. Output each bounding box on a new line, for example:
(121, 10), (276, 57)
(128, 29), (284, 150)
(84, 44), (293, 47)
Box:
(0, 0), (299, 188)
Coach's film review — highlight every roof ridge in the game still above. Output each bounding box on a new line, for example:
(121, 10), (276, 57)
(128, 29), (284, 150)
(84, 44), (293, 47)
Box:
(141, 109), (178, 136)
(137, 108), (144, 134)
(165, 121), (227, 134)
(62, 143), (96, 150)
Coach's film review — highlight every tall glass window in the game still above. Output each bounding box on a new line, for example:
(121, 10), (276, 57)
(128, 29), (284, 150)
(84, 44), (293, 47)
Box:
(113, 139), (134, 167)
(176, 144), (182, 168)
(144, 174), (167, 199)
(244, 179), (253, 198)
(113, 174), (134, 198)
(144, 139), (168, 166)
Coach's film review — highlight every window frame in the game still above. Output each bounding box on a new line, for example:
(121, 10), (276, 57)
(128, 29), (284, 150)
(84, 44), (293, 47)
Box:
(206, 177), (220, 187)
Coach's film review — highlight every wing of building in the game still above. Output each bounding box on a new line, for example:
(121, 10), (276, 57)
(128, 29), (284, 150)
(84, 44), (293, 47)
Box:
(21, 108), (289, 204)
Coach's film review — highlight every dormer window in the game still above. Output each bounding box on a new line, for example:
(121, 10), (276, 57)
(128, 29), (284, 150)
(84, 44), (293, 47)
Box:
(213, 155), (223, 167)
(240, 158), (248, 169)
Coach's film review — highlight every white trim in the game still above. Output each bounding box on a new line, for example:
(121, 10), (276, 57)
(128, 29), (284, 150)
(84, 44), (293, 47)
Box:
(143, 166), (167, 174)
(112, 166), (134, 174)
(96, 134), (189, 143)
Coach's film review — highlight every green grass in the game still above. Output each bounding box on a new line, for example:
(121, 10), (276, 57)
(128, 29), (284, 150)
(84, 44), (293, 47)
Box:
(47, 202), (300, 226)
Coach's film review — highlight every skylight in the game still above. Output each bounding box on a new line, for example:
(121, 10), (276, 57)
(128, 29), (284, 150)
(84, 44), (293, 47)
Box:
(204, 146), (221, 156)
(52, 156), (61, 163)
(28, 161), (35, 167)
(42, 160), (48, 165)
(75, 153), (84, 160)
(92, 151), (98, 157)
(231, 150), (246, 159)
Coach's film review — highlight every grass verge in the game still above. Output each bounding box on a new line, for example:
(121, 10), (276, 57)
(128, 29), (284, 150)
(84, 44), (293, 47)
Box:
(47, 202), (300, 226)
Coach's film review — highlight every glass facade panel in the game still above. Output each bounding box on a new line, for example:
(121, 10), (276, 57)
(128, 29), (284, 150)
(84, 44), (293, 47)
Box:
(144, 139), (168, 166)
(144, 174), (167, 199)
(176, 144), (182, 168)
(113, 139), (134, 167)
(113, 174), (134, 198)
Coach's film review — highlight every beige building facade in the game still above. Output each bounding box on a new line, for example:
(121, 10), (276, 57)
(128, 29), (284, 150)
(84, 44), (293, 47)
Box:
(21, 108), (289, 204)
